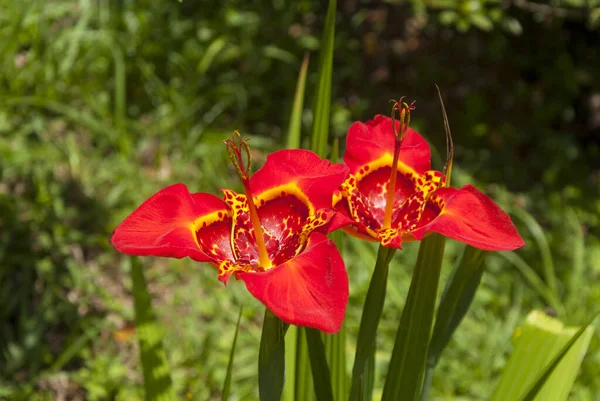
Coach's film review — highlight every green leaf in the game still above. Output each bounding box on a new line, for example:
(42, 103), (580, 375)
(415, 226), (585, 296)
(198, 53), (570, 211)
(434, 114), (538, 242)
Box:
(349, 245), (396, 401)
(283, 325), (298, 401)
(324, 181), (347, 401)
(381, 234), (446, 401)
(222, 307), (243, 401)
(512, 208), (558, 300)
(286, 53), (310, 150)
(492, 310), (597, 401)
(324, 322), (347, 401)
(296, 328), (316, 401)
(421, 246), (486, 401)
(130, 257), (176, 401)
(259, 308), (289, 401)
(499, 251), (565, 316)
(305, 328), (334, 401)
(310, 0), (336, 158)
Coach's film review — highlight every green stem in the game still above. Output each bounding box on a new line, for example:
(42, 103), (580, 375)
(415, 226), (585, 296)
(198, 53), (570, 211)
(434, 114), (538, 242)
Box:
(349, 245), (396, 401)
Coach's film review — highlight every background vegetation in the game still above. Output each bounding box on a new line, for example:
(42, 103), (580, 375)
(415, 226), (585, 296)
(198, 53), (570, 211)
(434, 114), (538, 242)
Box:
(1, 0), (599, 399)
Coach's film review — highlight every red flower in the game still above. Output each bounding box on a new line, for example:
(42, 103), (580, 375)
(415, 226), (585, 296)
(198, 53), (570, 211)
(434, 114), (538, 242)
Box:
(111, 144), (350, 333)
(334, 113), (524, 251)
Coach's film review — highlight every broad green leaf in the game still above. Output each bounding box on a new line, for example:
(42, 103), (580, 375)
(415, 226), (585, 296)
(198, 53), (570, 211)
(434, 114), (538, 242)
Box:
(222, 307), (243, 401)
(492, 310), (597, 401)
(421, 246), (486, 400)
(310, 0), (336, 158)
(286, 53), (310, 150)
(130, 257), (176, 401)
(381, 234), (446, 401)
(259, 308), (289, 401)
(305, 328), (334, 401)
(349, 245), (396, 401)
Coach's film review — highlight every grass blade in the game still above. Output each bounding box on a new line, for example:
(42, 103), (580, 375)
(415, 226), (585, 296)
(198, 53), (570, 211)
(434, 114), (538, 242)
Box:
(306, 328), (334, 401)
(512, 208), (558, 300)
(349, 245), (395, 401)
(310, 0), (336, 158)
(222, 307), (243, 401)
(381, 234), (446, 401)
(259, 308), (289, 401)
(421, 246), (486, 400)
(491, 310), (597, 401)
(286, 53), (310, 149)
(499, 251), (565, 316)
(130, 257), (176, 401)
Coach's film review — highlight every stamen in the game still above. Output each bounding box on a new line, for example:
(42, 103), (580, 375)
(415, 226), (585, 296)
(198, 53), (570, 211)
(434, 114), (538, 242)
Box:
(224, 132), (272, 269)
(382, 98), (415, 229)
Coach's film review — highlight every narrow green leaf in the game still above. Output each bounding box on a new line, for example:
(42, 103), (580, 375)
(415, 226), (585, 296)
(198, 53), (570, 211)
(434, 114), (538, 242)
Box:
(283, 325), (298, 401)
(492, 310), (597, 401)
(421, 246), (487, 400)
(324, 177), (347, 401)
(310, 0), (336, 158)
(512, 208), (558, 299)
(130, 257), (176, 401)
(296, 329), (316, 401)
(305, 328), (334, 401)
(360, 351), (375, 401)
(324, 322), (347, 401)
(259, 308), (290, 401)
(349, 245), (396, 401)
(222, 307), (244, 401)
(381, 234), (446, 401)
(499, 251), (565, 315)
(286, 53), (310, 150)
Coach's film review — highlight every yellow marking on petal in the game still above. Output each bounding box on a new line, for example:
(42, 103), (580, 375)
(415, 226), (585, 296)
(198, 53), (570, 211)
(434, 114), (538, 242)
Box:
(254, 182), (315, 215)
(355, 153), (421, 184)
(189, 209), (231, 248)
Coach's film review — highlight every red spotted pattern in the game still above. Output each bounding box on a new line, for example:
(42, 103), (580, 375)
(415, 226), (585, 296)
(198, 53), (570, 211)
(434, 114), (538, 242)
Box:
(336, 115), (525, 251)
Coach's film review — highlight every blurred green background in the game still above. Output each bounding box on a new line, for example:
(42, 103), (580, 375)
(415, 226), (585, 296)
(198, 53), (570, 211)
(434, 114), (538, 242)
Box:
(1, 0), (600, 400)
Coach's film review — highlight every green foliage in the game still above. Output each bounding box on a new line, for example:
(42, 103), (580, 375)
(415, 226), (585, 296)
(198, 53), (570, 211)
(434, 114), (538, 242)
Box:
(130, 257), (175, 401)
(1, 0), (600, 399)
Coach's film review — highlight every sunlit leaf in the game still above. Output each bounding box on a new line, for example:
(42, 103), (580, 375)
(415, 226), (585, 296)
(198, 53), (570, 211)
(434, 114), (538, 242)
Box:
(492, 310), (596, 401)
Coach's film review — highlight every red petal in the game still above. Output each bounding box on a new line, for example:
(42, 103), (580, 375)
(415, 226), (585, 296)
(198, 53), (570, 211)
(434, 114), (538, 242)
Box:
(344, 115), (431, 175)
(249, 149), (349, 212)
(111, 183), (229, 261)
(412, 185), (525, 251)
(237, 232), (348, 333)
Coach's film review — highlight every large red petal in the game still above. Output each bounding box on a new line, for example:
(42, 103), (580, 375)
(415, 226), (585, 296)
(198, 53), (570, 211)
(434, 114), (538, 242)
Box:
(412, 185), (525, 251)
(249, 149), (349, 211)
(111, 183), (229, 261)
(344, 115), (431, 175)
(237, 232), (348, 333)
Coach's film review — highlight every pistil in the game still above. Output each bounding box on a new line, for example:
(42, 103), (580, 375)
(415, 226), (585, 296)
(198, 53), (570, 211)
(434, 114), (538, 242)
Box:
(382, 99), (415, 230)
(225, 132), (272, 269)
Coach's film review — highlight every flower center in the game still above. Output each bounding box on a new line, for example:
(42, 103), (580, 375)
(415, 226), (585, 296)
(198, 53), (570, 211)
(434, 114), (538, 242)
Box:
(382, 98), (415, 229)
(224, 132), (272, 269)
